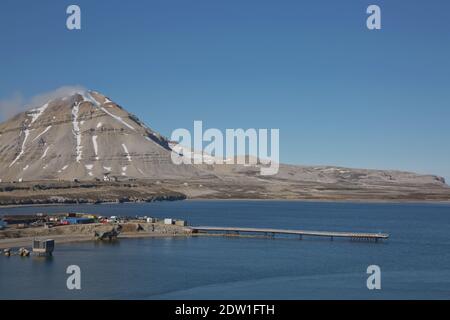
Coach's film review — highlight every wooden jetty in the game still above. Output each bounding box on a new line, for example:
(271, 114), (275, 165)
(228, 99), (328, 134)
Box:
(190, 226), (389, 242)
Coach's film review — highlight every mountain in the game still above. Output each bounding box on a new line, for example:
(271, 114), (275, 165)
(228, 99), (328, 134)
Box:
(0, 89), (449, 204)
(0, 90), (205, 182)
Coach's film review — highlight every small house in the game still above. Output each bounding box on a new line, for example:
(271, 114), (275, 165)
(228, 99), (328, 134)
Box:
(146, 217), (156, 223)
(175, 220), (187, 227)
(32, 239), (55, 256)
(164, 218), (174, 225)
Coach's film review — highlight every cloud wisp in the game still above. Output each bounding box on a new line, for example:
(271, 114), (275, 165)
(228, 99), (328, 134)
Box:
(0, 85), (86, 121)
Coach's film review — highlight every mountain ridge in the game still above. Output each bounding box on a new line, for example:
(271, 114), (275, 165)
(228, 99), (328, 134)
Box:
(0, 90), (207, 182)
(0, 89), (449, 204)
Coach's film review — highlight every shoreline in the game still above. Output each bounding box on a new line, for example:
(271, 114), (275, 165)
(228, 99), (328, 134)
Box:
(0, 222), (192, 250)
(1, 197), (450, 209)
(0, 232), (194, 250)
(0, 232), (275, 250)
(186, 198), (450, 205)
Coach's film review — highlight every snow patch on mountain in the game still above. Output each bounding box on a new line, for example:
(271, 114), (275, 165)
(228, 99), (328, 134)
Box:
(101, 107), (135, 131)
(28, 103), (49, 124)
(80, 91), (101, 107)
(92, 135), (99, 160)
(41, 146), (50, 159)
(122, 144), (132, 162)
(32, 125), (52, 142)
(9, 129), (31, 167)
(72, 102), (83, 162)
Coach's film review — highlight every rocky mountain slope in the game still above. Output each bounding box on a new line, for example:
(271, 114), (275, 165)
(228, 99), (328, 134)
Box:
(0, 89), (448, 203)
(0, 90), (206, 182)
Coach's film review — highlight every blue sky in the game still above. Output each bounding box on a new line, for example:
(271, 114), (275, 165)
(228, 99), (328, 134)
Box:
(1, 0), (449, 180)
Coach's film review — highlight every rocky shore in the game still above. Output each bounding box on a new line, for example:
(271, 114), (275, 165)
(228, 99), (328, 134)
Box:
(0, 222), (192, 250)
(1, 168), (450, 206)
(0, 180), (186, 206)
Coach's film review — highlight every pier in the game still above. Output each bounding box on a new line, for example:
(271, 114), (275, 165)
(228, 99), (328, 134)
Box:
(190, 226), (389, 242)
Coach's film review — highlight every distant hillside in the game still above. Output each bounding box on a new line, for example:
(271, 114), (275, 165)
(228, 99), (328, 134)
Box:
(0, 89), (448, 204)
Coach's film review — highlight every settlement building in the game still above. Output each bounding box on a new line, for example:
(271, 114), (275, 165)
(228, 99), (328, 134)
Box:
(63, 217), (95, 225)
(32, 239), (55, 256)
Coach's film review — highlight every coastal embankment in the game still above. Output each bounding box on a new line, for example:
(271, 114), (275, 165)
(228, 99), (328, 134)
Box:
(0, 222), (192, 250)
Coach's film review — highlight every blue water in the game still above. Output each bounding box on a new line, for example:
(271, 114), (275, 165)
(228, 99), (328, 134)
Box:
(1, 200), (450, 299)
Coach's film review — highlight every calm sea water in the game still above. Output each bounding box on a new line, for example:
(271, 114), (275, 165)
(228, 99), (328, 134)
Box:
(1, 200), (450, 299)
